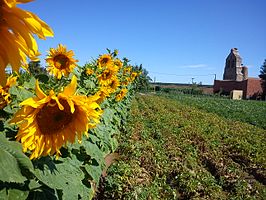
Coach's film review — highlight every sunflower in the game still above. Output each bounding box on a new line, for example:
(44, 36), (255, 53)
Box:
(86, 68), (94, 76)
(97, 69), (114, 85)
(0, 74), (17, 109)
(46, 44), (78, 79)
(0, 0), (53, 86)
(121, 77), (131, 86)
(115, 88), (128, 102)
(10, 76), (102, 159)
(5, 74), (18, 88)
(0, 86), (11, 109)
(95, 87), (111, 104)
(130, 72), (138, 81)
(97, 54), (113, 69)
(108, 77), (120, 93)
(123, 67), (132, 75)
(97, 64), (119, 86)
(114, 58), (123, 69)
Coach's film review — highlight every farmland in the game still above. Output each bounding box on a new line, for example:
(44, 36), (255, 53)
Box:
(162, 93), (266, 129)
(98, 94), (266, 199)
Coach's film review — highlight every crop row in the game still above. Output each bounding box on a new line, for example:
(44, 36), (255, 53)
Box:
(100, 94), (266, 199)
(161, 93), (266, 129)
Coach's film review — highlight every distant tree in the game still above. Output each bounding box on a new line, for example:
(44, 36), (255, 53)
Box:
(133, 64), (152, 92)
(28, 60), (47, 75)
(28, 61), (49, 83)
(259, 59), (266, 100)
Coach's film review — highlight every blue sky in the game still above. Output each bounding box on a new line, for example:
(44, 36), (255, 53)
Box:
(20, 0), (266, 84)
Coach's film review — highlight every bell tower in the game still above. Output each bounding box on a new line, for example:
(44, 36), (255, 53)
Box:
(223, 48), (247, 81)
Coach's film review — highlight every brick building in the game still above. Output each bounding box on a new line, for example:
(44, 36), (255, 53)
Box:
(213, 48), (263, 99)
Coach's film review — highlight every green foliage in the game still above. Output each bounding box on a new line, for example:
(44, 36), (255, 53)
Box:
(28, 61), (48, 78)
(158, 85), (204, 95)
(133, 64), (152, 91)
(0, 134), (33, 183)
(0, 50), (138, 199)
(0, 188), (29, 200)
(163, 93), (266, 129)
(259, 59), (266, 99)
(33, 157), (93, 200)
(259, 59), (266, 76)
(101, 94), (266, 199)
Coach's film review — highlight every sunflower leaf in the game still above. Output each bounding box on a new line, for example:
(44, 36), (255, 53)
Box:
(82, 140), (105, 167)
(35, 74), (49, 83)
(0, 188), (29, 200)
(0, 134), (33, 183)
(34, 158), (93, 199)
(26, 187), (58, 200)
(9, 86), (35, 103)
(84, 164), (102, 185)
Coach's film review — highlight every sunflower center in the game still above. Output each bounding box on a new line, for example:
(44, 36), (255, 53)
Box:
(36, 99), (75, 135)
(54, 54), (69, 69)
(101, 58), (110, 65)
(110, 80), (117, 88)
(102, 70), (112, 80)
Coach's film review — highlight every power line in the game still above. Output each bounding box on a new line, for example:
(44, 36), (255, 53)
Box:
(149, 71), (216, 77)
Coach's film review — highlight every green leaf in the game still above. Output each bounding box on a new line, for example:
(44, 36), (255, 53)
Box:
(27, 187), (58, 200)
(88, 134), (100, 144)
(28, 179), (42, 190)
(82, 141), (105, 166)
(84, 164), (102, 185)
(0, 189), (7, 199)
(1, 189), (29, 200)
(9, 86), (34, 103)
(0, 135), (33, 183)
(34, 158), (92, 199)
(84, 79), (96, 89)
(3, 104), (18, 115)
(35, 74), (49, 83)
(110, 138), (118, 152)
(23, 77), (36, 90)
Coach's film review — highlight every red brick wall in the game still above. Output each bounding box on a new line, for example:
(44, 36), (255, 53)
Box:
(213, 78), (263, 99)
(213, 80), (246, 94)
(246, 78), (263, 98)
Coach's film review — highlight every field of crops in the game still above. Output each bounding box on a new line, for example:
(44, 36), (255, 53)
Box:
(98, 94), (266, 199)
(162, 93), (266, 129)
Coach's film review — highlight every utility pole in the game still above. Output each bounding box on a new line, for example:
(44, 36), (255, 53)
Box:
(154, 77), (156, 93)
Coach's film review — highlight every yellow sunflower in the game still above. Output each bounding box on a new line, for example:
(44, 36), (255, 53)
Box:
(123, 67), (132, 75)
(5, 74), (18, 88)
(10, 76), (102, 159)
(0, 74), (17, 109)
(95, 86), (111, 104)
(121, 77), (131, 86)
(97, 65), (118, 86)
(130, 72), (138, 81)
(86, 68), (94, 76)
(0, 86), (11, 109)
(97, 54), (113, 69)
(115, 88), (128, 102)
(46, 44), (78, 79)
(0, 0), (53, 86)
(114, 58), (123, 69)
(108, 77), (120, 93)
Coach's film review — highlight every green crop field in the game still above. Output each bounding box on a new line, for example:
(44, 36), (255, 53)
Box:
(162, 93), (266, 129)
(98, 94), (266, 200)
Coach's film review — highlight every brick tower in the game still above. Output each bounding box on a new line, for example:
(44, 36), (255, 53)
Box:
(223, 48), (248, 81)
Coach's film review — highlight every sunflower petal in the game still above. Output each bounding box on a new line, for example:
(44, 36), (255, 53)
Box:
(63, 75), (77, 96)
(35, 80), (46, 99)
(9, 106), (34, 124)
(0, 58), (7, 86)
